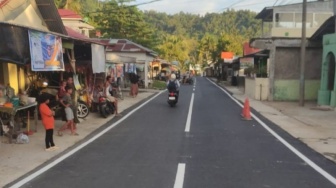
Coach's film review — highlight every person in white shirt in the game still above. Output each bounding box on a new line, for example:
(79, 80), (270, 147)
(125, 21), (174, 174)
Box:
(105, 76), (122, 116)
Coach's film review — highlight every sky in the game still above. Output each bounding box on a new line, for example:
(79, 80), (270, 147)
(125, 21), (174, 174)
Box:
(132, 0), (317, 15)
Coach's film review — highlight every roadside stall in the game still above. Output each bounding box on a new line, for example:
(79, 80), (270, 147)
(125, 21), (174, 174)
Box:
(0, 23), (68, 143)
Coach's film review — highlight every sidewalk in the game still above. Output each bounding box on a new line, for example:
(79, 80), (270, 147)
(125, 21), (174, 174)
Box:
(0, 88), (160, 187)
(214, 78), (336, 164)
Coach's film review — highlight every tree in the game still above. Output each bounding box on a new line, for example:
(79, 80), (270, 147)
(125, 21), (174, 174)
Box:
(54, 0), (81, 13)
(197, 33), (217, 68)
(157, 34), (190, 71)
(93, 0), (157, 49)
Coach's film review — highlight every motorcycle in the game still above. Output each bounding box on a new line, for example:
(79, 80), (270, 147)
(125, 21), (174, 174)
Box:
(97, 91), (115, 118)
(77, 89), (90, 118)
(167, 91), (178, 107)
(39, 88), (90, 119)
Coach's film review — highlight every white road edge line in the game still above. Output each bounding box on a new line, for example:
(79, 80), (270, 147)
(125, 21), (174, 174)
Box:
(9, 90), (166, 188)
(207, 78), (336, 185)
(185, 93), (194, 132)
(174, 163), (186, 188)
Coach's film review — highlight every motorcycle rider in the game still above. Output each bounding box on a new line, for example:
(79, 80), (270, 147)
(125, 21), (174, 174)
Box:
(105, 76), (122, 116)
(167, 73), (180, 101)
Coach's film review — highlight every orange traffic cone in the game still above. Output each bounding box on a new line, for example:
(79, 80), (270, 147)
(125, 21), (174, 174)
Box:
(241, 99), (247, 117)
(242, 98), (252, 120)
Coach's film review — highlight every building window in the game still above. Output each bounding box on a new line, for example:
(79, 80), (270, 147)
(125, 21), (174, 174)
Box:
(294, 13), (313, 28)
(275, 12), (331, 29)
(275, 13), (294, 28)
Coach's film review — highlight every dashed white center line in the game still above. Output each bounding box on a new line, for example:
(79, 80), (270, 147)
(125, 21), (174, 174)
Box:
(185, 93), (194, 132)
(174, 163), (186, 188)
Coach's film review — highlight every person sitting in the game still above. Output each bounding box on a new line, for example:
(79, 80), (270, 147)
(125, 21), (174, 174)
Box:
(105, 76), (122, 116)
(167, 73), (180, 101)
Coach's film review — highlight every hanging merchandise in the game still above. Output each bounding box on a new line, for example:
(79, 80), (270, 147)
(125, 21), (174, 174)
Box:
(123, 63), (128, 74)
(128, 63), (134, 73)
(106, 64), (116, 77)
(73, 74), (82, 90)
(116, 65), (124, 78)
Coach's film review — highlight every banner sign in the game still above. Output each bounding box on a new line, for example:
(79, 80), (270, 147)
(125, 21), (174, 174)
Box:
(240, 57), (254, 69)
(28, 30), (64, 71)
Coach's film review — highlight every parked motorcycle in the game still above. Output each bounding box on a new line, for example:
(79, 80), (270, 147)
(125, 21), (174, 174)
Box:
(39, 88), (90, 119)
(77, 89), (90, 118)
(97, 92), (115, 118)
(167, 91), (178, 107)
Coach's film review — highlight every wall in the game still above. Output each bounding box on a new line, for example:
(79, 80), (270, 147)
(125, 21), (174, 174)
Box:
(1, 63), (19, 95)
(245, 78), (256, 99)
(274, 47), (322, 80)
(318, 33), (336, 106)
(255, 78), (270, 101)
(62, 20), (94, 37)
(272, 47), (322, 101)
(272, 28), (317, 38)
(268, 1), (333, 38)
(274, 80), (320, 100)
(245, 78), (270, 101)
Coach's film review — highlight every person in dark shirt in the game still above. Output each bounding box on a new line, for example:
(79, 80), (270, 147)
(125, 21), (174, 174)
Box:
(129, 73), (139, 97)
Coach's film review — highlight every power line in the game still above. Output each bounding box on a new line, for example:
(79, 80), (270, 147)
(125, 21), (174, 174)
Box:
(129, 0), (163, 7)
(221, 0), (250, 11)
(273, 0), (280, 6)
(218, 0), (277, 12)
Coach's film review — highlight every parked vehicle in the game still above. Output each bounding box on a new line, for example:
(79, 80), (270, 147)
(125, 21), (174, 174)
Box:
(39, 88), (90, 119)
(97, 91), (115, 118)
(77, 89), (90, 118)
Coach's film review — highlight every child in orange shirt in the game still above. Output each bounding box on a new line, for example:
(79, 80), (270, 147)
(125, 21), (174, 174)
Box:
(39, 94), (59, 151)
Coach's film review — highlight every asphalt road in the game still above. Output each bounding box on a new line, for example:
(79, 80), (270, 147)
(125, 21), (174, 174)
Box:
(16, 77), (336, 188)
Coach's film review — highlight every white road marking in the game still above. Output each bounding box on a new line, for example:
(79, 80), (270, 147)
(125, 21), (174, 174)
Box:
(185, 93), (194, 132)
(9, 91), (166, 188)
(174, 163), (186, 188)
(207, 78), (336, 185)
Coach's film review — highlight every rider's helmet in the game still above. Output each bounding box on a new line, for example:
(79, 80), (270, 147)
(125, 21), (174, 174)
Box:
(171, 73), (176, 80)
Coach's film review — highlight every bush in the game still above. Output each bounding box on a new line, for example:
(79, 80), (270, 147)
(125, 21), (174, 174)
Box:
(151, 80), (167, 90)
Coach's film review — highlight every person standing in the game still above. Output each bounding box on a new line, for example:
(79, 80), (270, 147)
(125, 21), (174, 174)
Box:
(39, 93), (59, 151)
(129, 73), (138, 97)
(57, 80), (67, 100)
(58, 86), (78, 136)
(66, 76), (79, 129)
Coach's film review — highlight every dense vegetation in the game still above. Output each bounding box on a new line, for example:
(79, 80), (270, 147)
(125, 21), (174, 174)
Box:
(54, 0), (262, 71)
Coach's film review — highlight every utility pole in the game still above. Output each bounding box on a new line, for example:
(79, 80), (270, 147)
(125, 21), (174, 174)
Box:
(334, 0), (336, 32)
(299, 0), (307, 106)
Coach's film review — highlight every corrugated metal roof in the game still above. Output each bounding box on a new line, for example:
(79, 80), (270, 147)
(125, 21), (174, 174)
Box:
(65, 26), (105, 45)
(103, 39), (157, 56)
(35, 0), (67, 35)
(58, 9), (81, 19)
